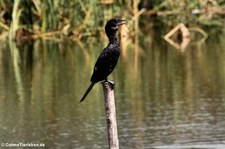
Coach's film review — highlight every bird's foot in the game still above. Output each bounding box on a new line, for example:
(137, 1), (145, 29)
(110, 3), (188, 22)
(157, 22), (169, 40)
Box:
(104, 79), (115, 89)
(108, 80), (115, 86)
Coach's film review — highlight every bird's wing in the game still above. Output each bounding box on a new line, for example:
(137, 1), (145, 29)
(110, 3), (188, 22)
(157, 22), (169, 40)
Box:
(91, 44), (120, 82)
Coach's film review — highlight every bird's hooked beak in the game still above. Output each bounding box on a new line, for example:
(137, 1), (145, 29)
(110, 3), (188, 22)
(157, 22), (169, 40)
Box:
(109, 19), (126, 30)
(116, 20), (126, 26)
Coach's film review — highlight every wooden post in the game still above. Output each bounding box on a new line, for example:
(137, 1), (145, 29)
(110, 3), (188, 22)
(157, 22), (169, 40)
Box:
(102, 81), (119, 149)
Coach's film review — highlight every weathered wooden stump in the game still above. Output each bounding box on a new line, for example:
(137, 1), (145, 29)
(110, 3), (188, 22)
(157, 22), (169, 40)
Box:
(102, 81), (119, 149)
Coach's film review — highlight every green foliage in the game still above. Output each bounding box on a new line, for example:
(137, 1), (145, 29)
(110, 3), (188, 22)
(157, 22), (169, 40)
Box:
(0, 0), (224, 40)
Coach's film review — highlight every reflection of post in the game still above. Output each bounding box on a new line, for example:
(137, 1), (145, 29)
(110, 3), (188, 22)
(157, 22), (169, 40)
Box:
(102, 81), (119, 149)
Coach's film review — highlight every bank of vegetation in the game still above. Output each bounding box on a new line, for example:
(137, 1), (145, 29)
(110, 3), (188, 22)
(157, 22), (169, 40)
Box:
(0, 0), (224, 42)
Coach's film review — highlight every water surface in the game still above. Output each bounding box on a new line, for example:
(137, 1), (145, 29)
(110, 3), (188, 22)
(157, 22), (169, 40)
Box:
(0, 25), (225, 149)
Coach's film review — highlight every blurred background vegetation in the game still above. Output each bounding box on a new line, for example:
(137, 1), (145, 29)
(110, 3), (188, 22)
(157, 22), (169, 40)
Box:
(0, 0), (224, 42)
(1, 1), (225, 148)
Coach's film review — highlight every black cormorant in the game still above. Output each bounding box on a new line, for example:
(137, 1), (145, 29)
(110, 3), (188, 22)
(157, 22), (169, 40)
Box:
(80, 18), (125, 102)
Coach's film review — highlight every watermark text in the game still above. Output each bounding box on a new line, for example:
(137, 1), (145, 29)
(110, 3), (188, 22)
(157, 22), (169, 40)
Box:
(1, 142), (45, 148)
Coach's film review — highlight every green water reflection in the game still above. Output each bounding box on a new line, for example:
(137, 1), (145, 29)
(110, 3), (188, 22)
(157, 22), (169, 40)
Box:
(0, 27), (225, 149)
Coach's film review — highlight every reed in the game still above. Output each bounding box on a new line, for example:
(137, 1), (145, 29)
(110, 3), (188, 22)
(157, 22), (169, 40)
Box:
(0, 0), (224, 41)
(9, 0), (22, 40)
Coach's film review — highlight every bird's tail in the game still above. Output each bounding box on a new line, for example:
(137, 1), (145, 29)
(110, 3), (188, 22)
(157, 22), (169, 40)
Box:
(80, 82), (95, 102)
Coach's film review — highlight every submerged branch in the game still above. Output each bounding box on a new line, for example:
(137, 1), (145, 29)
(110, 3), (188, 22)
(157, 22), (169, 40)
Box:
(164, 23), (208, 51)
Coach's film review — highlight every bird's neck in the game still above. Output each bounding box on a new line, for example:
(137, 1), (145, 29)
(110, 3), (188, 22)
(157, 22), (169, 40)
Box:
(108, 36), (118, 44)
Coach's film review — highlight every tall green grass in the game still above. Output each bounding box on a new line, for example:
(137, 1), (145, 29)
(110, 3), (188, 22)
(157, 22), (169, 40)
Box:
(0, 0), (224, 41)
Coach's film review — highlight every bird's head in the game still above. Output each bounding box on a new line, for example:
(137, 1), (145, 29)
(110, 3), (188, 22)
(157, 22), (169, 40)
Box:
(105, 18), (126, 38)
